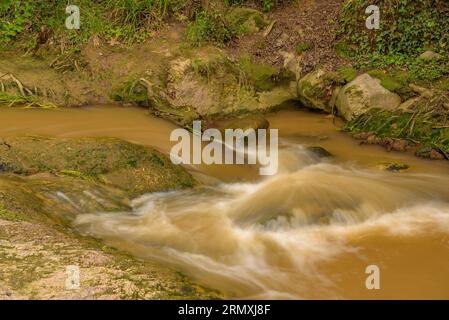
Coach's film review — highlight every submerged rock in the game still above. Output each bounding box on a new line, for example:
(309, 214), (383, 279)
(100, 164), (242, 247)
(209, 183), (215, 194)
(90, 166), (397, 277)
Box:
(208, 114), (270, 133)
(415, 147), (446, 160)
(377, 162), (409, 172)
(430, 149), (445, 160)
(0, 137), (194, 197)
(0, 173), (129, 223)
(336, 73), (402, 121)
(306, 146), (333, 158)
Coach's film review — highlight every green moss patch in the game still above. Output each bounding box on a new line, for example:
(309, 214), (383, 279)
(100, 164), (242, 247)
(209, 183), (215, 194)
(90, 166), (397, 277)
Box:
(339, 0), (449, 83)
(337, 67), (358, 83)
(0, 205), (27, 221)
(186, 7), (267, 47)
(334, 40), (352, 58)
(295, 42), (312, 55)
(0, 137), (195, 197)
(238, 57), (278, 92)
(186, 10), (235, 47)
(367, 70), (415, 100)
(226, 7), (267, 35)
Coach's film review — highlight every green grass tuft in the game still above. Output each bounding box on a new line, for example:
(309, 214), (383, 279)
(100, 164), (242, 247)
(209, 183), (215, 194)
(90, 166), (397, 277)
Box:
(295, 42), (312, 55)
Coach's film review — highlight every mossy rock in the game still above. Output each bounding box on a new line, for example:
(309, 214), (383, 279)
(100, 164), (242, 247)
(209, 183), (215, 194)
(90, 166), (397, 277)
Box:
(0, 203), (28, 222)
(208, 114), (270, 134)
(367, 70), (415, 100)
(337, 67), (358, 83)
(298, 69), (331, 111)
(238, 57), (278, 92)
(113, 51), (294, 125)
(226, 8), (268, 35)
(0, 137), (218, 299)
(0, 137), (194, 197)
(377, 162), (409, 172)
(324, 72), (346, 86)
(418, 51), (443, 61)
(336, 74), (402, 121)
(0, 200), (222, 299)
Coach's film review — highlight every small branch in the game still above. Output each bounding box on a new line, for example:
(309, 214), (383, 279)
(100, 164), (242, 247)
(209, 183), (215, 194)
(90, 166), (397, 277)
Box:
(263, 20), (276, 38)
(139, 77), (154, 97)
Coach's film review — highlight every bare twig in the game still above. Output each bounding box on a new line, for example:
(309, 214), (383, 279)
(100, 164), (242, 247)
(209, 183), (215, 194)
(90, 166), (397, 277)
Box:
(263, 20), (276, 38)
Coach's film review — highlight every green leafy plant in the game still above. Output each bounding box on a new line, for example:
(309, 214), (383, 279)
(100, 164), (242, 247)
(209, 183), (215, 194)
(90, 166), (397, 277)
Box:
(186, 10), (235, 46)
(262, 0), (275, 12)
(0, 0), (33, 43)
(0, 0), (191, 48)
(339, 0), (449, 82)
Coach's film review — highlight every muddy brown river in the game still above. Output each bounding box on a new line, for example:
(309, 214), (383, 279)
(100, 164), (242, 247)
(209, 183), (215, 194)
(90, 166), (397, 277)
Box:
(1, 106), (449, 299)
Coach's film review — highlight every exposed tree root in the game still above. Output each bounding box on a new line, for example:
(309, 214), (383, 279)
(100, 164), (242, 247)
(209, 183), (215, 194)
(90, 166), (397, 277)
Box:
(50, 52), (88, 74)
(0, 72), (58, 109)
(0, 73), (26, 96)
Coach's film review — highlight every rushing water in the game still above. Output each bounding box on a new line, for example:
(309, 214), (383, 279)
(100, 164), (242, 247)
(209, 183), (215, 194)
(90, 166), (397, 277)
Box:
(2, 106), (449, 299)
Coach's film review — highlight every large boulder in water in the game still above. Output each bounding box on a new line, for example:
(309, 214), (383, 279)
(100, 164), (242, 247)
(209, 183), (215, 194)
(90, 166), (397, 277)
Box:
(206, 114), (270, 134)
(0, 137), (194, 198)
(336, 73), (401, 121)
(137, 51), (297, 127)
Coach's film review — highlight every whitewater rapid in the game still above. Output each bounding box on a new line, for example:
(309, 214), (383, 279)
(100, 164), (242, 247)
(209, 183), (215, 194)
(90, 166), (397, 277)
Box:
(74, 141), (449, 299)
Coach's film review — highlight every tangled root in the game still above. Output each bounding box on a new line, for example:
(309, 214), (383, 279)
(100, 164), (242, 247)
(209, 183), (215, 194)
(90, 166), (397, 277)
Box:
(0, 72), (57, 109)
(0, 73), (27, 96)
